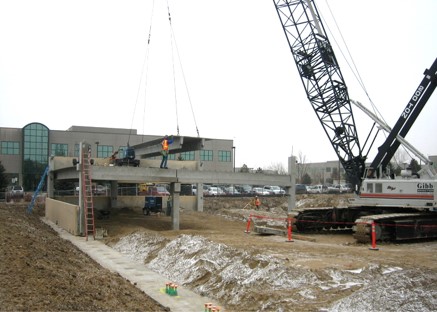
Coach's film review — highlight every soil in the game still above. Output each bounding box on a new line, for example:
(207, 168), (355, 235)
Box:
(1, 195), (436, 311)
(0, 202), (168, 312)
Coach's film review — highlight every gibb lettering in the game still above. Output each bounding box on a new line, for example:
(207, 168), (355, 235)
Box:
(402, 85), (424, 118)
(417, 183), (434, 190)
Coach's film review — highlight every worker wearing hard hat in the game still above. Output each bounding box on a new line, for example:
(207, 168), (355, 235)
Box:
(160, 135), (174, 169)
(254, 196), (261, 210)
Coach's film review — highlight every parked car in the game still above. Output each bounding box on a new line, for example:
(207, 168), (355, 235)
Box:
(340, 184), (352, 193)
(94, 185), (108, 195)
(295, 184), (307, 194)
(206, 186), (225, 196)
(236, 185), (252, 194)
(262, 186), (275, 195)
(225, 186), (240, 195)
(307, 185), (327, 194)
(147, 186), (170, 196)
(9, 185), (24, 199)
(268, 185), (285, 195)
(327, 184), (341, 194)
(251, 187), (271, 196)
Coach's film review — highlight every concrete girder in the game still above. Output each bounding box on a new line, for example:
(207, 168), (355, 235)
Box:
(132, 136), (206, 159)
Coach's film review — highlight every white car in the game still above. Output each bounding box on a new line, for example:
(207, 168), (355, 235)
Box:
(206, 187), (225, 196)
(252, 187), (271, 195)
(269, 185), (285, 195)
(307, 185), (327, 194)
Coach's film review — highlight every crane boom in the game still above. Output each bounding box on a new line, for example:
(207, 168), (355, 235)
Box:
(369, 58), (437, 175)
(273, 0), (366, 188)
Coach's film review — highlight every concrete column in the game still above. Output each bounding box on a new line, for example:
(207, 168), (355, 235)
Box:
(47, 162), (55, 198)
(195, 182), (203, 212)
(171, 182), (181, 230)
(288, 156), (297, 213)
(110, 181), (118, 209)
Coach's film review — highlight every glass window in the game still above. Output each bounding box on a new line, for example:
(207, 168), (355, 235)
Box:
(168, 154), (176, 160)
(218, 150), (231, 162)
(200, 150), (213, 161)
(180, 151), (195, 161)
(1, 141), (20, 155)
(97, 145), (113, 158)
(22, 123), (50, 190)
(375, 183), (382, 193)
(74, 144), (80, 157)
(366, 183), (373, 193)
(51, 143), (68, 156)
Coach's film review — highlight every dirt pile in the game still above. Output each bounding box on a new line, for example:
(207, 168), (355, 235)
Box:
(0, 202), (168, 311)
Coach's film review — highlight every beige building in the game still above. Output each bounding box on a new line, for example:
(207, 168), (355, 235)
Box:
(0, 123), (234, 191)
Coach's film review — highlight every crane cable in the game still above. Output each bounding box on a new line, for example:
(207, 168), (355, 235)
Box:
(166, 1), (200, 137)
(322, 1), (387, 126)
(322, 1), (415, 161)
(167, 2), (180, 136)
(130, 0), (156, 143)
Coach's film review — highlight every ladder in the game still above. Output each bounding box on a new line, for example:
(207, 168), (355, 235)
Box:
(82, 145), (95, 240)
(27, 165), (49, 214)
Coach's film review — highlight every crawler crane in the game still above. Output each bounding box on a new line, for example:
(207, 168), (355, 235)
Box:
(273, 0), (437, 242)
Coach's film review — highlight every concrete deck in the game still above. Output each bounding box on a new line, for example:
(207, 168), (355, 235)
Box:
(43, 218), (222, 312)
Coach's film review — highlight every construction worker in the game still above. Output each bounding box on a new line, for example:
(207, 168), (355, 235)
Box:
(160, 135), (173, 169)
(254, 196), (261, 210)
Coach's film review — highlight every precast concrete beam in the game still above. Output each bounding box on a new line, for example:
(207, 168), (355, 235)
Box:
(132, 136), (206, 159)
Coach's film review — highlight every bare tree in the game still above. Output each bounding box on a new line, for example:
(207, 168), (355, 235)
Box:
(266, 162), (287, 175)
(296, 151), (309, 183)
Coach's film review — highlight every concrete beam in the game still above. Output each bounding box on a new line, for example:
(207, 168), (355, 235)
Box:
(132, 136), (206, 159)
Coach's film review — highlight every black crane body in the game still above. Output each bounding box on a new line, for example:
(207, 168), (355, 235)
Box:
(273, 0), (437, 242)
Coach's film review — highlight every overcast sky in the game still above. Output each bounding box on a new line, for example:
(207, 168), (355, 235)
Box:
(1, 0), (436, 169)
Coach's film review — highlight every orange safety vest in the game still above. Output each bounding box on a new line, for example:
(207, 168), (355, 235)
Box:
(255, 198), (260, 206)
(162, 139), (169, 151)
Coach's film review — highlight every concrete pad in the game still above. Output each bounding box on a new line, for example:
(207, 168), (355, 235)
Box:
(42, 218), (222, 312)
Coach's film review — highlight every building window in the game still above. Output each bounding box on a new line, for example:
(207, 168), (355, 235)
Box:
(22, 123), (49, 191)
(74, 144), (80, 157)
(180, 151), (195, 161)
(218, 150), (231, 162)
(51, 143), (68, 156)
(200, 150), (213, 161)
(169, 154), (176, 160)
(326, 167), (331, 172)
(97, 145), (113, 158)
(1, 141), (19, 155)
(23, 123), (49, 164)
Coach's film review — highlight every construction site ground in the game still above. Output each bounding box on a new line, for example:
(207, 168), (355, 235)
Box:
(1, 194), (436, 311)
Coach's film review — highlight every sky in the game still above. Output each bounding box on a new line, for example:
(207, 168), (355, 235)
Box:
(1, 0), (436, 169)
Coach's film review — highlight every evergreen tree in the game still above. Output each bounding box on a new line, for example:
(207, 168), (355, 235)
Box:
(0, 161), (7, 190)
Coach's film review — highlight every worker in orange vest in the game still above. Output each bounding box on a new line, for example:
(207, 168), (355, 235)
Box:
(160, 135), (173, 169)
(254, 196), (261, 209)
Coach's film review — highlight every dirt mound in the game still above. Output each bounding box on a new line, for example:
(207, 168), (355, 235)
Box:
(0, 202), (168, 311)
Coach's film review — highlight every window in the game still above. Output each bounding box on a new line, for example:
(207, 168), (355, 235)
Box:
(326, 167), (331, 172)
(168, 154), (176, 160)
(366, 183), (373, 193)
(179, 151), (195, 161)
(74, 144), (80, 157)
(22, 123), (49, 190)
(97, 145), (113, 158)
(218, 150), (231, 162)
(200, 150), (213, 161)
(1, 141), (19, 155)
(51, 143), (68, 156)
(23, 123), (49, 164)
(375, 183), (382, 193)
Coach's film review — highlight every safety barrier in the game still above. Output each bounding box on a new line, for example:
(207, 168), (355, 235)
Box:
(243, 214), (437, 250)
